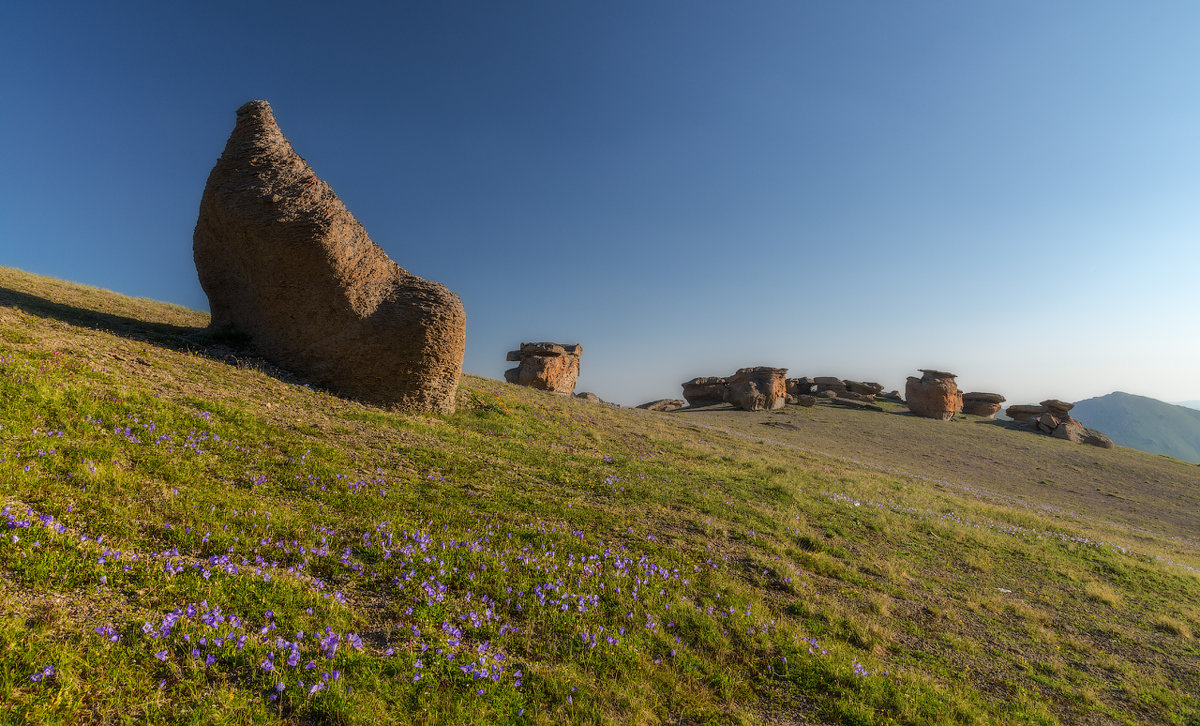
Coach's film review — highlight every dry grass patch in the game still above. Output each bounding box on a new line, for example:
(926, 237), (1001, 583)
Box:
(1083, 580), (1122, 607)
(1152, 614), (1193, 639)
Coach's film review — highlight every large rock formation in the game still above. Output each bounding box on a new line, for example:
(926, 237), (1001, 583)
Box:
(1005, 400), (1114, 448)
(504, 343), (581, 394)
(724, 367), (788, 411)
(962, 392), (1006, 418)
(193, 100), (466, 414)
(681, 377), (728, 406)
(904, 369), (963, 420)
(786, 377), (815, 396)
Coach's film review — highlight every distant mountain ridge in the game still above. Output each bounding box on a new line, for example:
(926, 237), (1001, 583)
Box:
(1072, 392), (1200, 464)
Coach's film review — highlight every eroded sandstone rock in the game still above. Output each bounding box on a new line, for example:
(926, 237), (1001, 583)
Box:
(193, 100), (466, 413)
(904, 369), (962, 420)
(504, 343), (581, 394)
(724, 367), (787, 411)
(681, 377), (728, 406)
(962, 392), (1006, 418)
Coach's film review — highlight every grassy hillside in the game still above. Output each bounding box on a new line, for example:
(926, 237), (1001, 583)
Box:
(1, 266), (1198, 725)
(1071, 392), (1200, 465)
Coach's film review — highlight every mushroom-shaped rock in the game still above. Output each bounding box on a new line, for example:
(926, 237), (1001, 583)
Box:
(904, 369), (963, 420)
(962, 392), (1006, 418)
(1040, 399), (1075, 420)
(504, 343), (581, 394)
(193, 101), (466, 413)
(681, 377), (728, 406)
(724, 367), (788, 411)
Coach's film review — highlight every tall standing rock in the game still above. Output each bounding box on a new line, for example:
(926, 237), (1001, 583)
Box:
(504, 343), (581, 394)
(193, 101), (466, 413)
(904, 369), (963, 420)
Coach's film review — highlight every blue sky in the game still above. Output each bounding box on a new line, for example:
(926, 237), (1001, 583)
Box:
(3, 2), (1199, 407)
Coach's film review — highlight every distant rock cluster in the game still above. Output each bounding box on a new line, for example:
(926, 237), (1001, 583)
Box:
(1006, 400), (1114, 448)
(193, 101), (466, 414)
(680, 367), (788, 411)
(504, 343), (581, 395)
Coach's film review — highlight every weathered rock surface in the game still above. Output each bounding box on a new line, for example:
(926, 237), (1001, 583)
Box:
(879, 390), (903, 402)
(504, 343), (581, 394)
(845, 380), (885, 396)
(793, 394), (817, 407)
(575, 392), (604, 404)
(904, 369), (962, 420)
(962, 392), (1006, 418)
(1006, 404), (1045, 422)
(1006, 399), (1115, 449)
(193, 100), (466, 413)
(724, 367), (788, 411)
(786, 377), (815, 396)
(637, 398), (687, 412)
(681, 377), (728, 406)
(813, 376), (848, 395)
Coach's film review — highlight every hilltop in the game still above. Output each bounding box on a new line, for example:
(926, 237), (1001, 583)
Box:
(1071, 391), (1200, 465)
(1, 266), (1198, 725)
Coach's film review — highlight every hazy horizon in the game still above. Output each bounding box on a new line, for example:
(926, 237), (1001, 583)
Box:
(4, 3), (1198, 408)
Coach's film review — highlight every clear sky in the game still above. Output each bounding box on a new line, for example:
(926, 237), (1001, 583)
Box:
(3, 2), (1199, 407)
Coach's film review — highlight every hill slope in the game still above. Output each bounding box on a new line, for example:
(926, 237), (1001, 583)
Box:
(1071, 391), (1200, 464)
(1, 266), (1198, 725)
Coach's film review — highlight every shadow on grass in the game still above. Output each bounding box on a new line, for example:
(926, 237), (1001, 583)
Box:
(0, 285), (210, 349)
(0, 285), (355, 400)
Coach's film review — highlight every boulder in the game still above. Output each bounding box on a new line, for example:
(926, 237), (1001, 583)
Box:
(845, 380), (885, 396)
(1006, 404), (1046, 422)
(904, 369), (962, 420)
(724, 367), (788, 411)
(1081, 427), (1115, 449)
(813, 376), (847, 394)
(793, 394), (817, 407)
(1034, 412), (1060, 435)
(962, 392), (1006, 418)
(193, 101), (465, 413)
(637, 398), (687, 412)
(681, 376), (728, 406)
(878, 390), (903, 403)
(504, 342), (581, 394)
(786, 377), (815, 396)
(817, 389), (839, 399)
(1040, 399), (1075, 420)
(839, 390), (876, 402)
(575, 392), (604, 404)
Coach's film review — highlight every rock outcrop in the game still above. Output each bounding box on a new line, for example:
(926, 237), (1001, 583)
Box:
(813, 376), (847, 395)
(1005, 400), (1114, 448)
(681, 377), (728, 406)
(962, 392), (1006, 418)
(845, 380), (885, 396)
(786, 377), (815, 396)
(575, 392), (605, 404)
(904, 369), (963, 420)
(1005, 404), (1045, 422)
(193, 100), (466, 413)
(724, 367), (788, 411)
(637, 399), (687, 412)
(504, 343), (581, 394)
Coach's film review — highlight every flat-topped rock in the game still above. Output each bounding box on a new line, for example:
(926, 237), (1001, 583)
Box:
(962, 392), (1006, 418)
(504, 342), (581, 394)
(193, 100), (466, 413)
(904, 369), (962, 420)
(1006, 404), (1045, 422)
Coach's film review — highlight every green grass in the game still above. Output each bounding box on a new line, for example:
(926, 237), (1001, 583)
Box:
(1, 265), (1199, 724)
